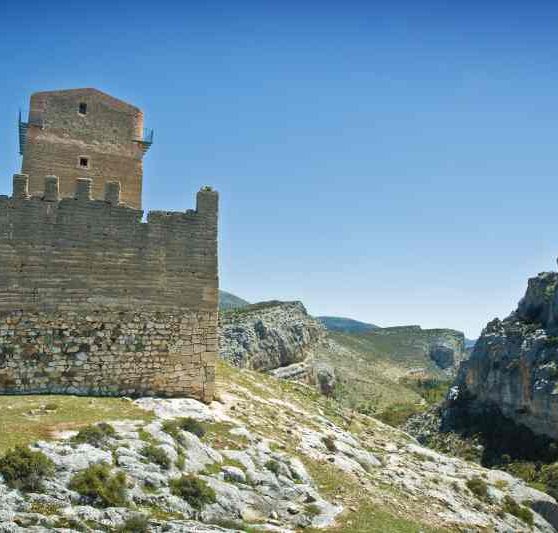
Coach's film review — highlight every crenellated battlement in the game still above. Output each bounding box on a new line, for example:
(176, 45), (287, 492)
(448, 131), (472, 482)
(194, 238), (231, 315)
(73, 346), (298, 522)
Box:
(0, 173), (219, 314)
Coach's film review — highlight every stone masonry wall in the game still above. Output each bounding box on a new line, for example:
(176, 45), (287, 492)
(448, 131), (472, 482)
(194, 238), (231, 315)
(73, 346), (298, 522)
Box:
(22, 89), (145, 209)
(0, 173), (218, 401)
(0, 309), (216, 400)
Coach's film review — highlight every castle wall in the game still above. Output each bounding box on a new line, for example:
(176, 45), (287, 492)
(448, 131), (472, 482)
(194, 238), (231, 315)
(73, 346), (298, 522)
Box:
(0, 309), (216, 401)
(0, 174), (218, 401)
(22, 89), (145, 209)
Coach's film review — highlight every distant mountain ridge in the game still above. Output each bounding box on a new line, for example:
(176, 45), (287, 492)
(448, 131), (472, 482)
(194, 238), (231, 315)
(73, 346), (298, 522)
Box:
(318, 316), (380, 333)
(219, 290), (250, 310)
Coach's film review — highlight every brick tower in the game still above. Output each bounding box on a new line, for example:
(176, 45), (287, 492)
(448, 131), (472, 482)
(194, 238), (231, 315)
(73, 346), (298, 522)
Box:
(19, 88), (152, 209)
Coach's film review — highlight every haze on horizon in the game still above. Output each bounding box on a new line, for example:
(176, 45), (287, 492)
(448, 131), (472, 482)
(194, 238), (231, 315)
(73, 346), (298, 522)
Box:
(1, 0), (557, 338)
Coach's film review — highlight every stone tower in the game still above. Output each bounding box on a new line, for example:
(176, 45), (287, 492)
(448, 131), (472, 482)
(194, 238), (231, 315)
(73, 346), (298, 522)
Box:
(19, 88), (152, 209)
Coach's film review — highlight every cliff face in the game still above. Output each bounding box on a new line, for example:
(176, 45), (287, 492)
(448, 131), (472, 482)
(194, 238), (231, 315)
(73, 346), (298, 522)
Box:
(219, 301), (326, 372)
(445, 271), (558, 440)
(366, 325), (467, 374)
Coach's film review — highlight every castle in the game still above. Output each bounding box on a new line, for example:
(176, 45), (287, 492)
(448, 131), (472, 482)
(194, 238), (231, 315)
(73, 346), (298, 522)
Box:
(0, 88), (218, 401)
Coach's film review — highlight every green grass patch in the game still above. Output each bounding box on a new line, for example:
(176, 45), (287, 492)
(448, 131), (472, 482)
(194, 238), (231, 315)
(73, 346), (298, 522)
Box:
(303, 459), (444, 533)
(376, 402), (424, 427)
(203, 421), (249, 449)
(0, 395), (152, 454)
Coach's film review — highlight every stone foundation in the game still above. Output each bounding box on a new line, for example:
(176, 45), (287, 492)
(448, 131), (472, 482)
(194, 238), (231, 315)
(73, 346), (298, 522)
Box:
(0, 309), (217, 401)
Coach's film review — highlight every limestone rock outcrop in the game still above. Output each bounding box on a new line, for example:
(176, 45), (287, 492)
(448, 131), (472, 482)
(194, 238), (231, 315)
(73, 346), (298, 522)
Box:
(445, 271), (558, 440)
(219, 301), (326, 371)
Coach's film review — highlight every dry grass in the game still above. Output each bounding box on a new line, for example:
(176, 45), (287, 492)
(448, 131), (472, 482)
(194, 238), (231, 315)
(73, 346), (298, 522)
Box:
(0, 395), (152, 453)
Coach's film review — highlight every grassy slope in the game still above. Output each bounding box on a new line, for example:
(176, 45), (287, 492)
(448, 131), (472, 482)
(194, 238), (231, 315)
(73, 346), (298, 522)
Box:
(319, 331), (452, 425)
(215, 360), (447, 533)
(0, 395), (152, 453)
(0, 360), (447, 533)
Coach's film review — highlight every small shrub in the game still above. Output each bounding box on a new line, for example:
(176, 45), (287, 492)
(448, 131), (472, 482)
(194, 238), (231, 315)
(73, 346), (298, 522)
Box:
(502, 495), (534, 526)
(0, 446), (55, 491)
(176, 450), (186, 470)
(137, 428), (155, 443)
(265, 460), (280, 475)
(162, 417), (205, 441)
(72, 423), (116, 446)
(116, 514), (149, 533)
(43, 402), (59, 411)
(466, 476), (489, 500)
(322, 435), (337, 453)
(69, 462), (127, 507)
(305, 503), (321, 517)
(141, 444), (171, 470)
(169, 474), (216, 509)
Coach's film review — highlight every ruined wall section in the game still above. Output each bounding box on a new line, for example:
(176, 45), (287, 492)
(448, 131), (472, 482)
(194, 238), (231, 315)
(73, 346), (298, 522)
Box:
(0, 174), (218, 401)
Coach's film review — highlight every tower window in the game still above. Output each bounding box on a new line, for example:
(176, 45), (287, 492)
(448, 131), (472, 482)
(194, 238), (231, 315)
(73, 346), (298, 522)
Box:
(79, 157), (89, 169)
(78, 102), (87, 115)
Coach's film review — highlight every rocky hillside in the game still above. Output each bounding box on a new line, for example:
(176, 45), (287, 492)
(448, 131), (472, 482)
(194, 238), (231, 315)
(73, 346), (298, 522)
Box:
(333, 326), (467, 376)
(444, 271), (558, 441)
(0, 360), (557, 532)
(219, 301), (325, 371)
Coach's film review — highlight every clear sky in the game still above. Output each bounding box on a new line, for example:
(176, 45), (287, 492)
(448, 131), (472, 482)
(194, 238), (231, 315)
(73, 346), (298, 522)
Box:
(1, 0), (557, 337)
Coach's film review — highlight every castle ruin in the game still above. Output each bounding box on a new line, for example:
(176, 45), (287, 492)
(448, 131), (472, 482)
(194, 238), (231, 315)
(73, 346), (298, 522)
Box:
(0, 88), (218, 401)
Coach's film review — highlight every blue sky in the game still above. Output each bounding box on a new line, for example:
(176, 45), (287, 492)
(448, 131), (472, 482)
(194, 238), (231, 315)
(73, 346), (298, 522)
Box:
(1, 1), (557, 337)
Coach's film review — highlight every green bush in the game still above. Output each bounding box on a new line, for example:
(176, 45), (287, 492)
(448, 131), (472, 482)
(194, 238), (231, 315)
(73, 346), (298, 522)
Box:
(502, 495), (534, 526)
(141, 444), (171, 470)
(0, 446), (55, 491)
(305, 503), (321, 517)
(116, 514), (149, 532)
(539, 463), (558, 499)
(72, 423), (116, 446)
(466, 476), (489, 500)
(265, 460), (280, 475)
(69, 462), (127, 507)
(376, 402), (423, 427)
(162, 417), (206, 440)
(169, 474), (216, 509)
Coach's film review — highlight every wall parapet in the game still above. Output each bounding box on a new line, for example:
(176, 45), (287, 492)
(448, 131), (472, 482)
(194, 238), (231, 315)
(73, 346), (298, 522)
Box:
(0, 174), (219, 314)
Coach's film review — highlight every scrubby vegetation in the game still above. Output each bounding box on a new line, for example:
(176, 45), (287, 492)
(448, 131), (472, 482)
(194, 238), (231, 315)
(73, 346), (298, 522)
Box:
(264, 459), (280, 475)
(0, 445), (55, 491)
(501, 495), (534, 526)
(71, 422), (116, 446)
(376, 402), (424, 427)
(141, 444), (171, 469)
(466, 476), (488, 500)
(401, 377), (452, 405)
(162, 417), (206, 440)
(69, 462), (127, 507)
(116, 514), (149, 532)
(169, 474), (216, 509)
